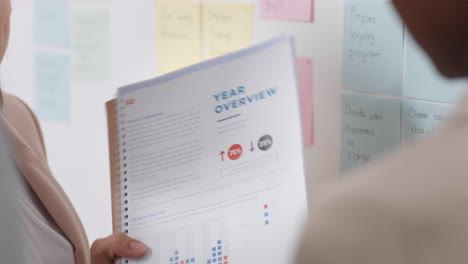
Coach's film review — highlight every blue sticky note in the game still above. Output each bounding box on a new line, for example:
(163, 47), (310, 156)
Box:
(341, 93), (401, 173)
(402, 100), (455, 145)
(405, 34), (466, 103)
(36, 53), (69, 122)
(35, 0), (68, 47)
(343, 0), (404, 96)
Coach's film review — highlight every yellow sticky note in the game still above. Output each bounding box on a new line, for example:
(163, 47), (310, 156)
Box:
(203, 1), (254, 59)
(156, 0), (202, 75)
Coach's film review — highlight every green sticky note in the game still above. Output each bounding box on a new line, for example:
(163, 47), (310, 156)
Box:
(341, 93), (401, 173)
(71, 9), (109, 80)
(342, 0), (404, 96)
(402, 100), (455, 145)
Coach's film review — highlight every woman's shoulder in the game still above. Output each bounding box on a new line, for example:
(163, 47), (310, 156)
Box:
(2, 93), (47, 161)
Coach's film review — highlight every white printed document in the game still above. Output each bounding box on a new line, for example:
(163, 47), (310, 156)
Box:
(106, 36), (308, 264)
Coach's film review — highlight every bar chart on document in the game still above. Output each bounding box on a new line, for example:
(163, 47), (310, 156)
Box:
(115, 37), (308, 264)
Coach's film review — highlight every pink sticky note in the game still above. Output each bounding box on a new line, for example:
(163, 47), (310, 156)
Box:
(297, 57), (313, 145)
(260, 0), (314, 22)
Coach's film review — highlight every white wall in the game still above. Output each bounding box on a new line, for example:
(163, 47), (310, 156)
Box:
(3, 0), (343, 244)
(254, 0), (344, 201)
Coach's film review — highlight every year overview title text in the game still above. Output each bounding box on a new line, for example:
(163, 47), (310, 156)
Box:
(213, 86), (278, 114)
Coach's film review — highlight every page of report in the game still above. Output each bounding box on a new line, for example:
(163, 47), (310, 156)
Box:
(116, 36), (308, 264)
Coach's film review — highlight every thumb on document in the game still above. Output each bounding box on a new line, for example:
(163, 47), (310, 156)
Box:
(91, 232), (148, 264)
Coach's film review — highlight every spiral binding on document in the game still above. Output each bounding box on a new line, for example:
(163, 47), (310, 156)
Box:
(116, 99), (130, 236)
(106, 99), (127, 264)
(108, 99), (131, 264)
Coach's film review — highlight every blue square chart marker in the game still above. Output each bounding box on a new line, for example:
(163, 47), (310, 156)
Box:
(212, 253), (216, 257)
(217, 246), (222, 250)
(212, 247), (216, 251)
(218, 252), (221, 256)
(191, 258), (195, 262)
(217, 240), (222, 245)
(265, 220), (270, 225)
(264, 212), (269, 217)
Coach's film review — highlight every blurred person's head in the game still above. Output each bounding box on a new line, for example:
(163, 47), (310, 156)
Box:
(392, 0), (468, 78)
(0, 0), (11, 64)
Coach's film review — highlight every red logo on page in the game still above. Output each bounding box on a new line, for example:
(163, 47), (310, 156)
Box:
(228, 144), (243, 160)
(126, 99), (135, 105)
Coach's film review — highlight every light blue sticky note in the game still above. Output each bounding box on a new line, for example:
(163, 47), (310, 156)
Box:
(405, 34), (467, 103)
(36, 53), (69, 122)
(402, 100), (455, 145)
(343, 0), (404, 96)
(35, 0), (68, 48)
(341, 93), (401, 174)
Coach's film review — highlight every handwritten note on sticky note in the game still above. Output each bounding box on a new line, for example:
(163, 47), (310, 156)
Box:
(402, 100), (454, 145)
(203, 1), (253, 59)
(405, 34), (466, 103)
(297, 57), (313, 145)
(156, 0), (202, 75)
(342, 0), (404, 96)
(36, 53), (69, 122)
(71, 9), (109, 81)
(261, 0), (313, 22)
(35, 0), (68, 48)
(341, 93), (401, 173)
